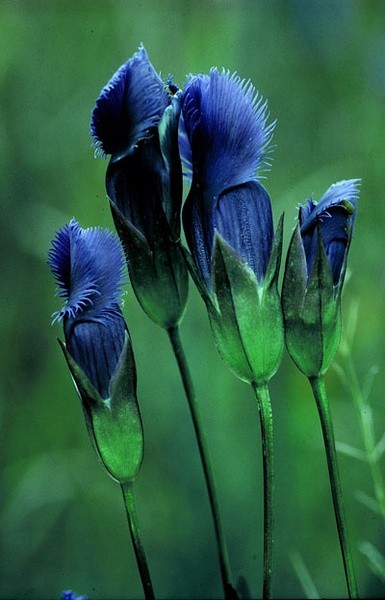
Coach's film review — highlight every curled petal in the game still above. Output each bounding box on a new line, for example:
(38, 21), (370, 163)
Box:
(48, 219), (126, 323)
(299, 178), (360, 284)
(90, 45), (170, 159)
(181, 68), (275, 201)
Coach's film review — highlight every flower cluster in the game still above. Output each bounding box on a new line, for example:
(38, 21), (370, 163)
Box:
(48, 44), (360, 600)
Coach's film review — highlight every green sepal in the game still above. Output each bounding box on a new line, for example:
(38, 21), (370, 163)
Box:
(179, 242), (217, 312)
(59, 332), (144, 484)
(264, 213), (285, 289)
(158, 92), (183, 233)
(282, 226), (341, 377)
(110, 200), (188, 329)
(209, 229), (284, 385)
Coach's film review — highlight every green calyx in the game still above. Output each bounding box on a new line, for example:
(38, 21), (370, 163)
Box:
(207, 215), (285, 385)
(282, 225), (342, 378)
(59, 331), (144, 484)
(111, 201), (189, 329)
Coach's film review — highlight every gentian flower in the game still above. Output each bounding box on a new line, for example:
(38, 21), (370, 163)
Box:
(48, 219), (143, 484)
(282, 179), (360, 377)
(61, 591), (88, 600)
(181, 69), (284, 385)
(90, 45), (188, 329)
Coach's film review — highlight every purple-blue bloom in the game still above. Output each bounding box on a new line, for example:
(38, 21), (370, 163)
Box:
(181, 68), (275, 288)
(91, 45), (169, 161)
(61, 591), (88, 600)
(90, 44), (182, 245)
(299, 179), (360, 285)
(48, 219), (126, 399)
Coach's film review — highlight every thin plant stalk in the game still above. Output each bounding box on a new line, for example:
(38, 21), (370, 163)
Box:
(121, 481), (155, 600)
(167, 325), (237, 600)
(309, 376), (358, 599)
(344, 357), (385, 524)
(252, 382), (274, 600)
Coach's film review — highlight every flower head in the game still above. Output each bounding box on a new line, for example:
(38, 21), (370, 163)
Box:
(282, 178), (361, 377)
(90, 46), (188, 329)
(299, 179), (360, 285)
(61, 591), (88, 600)
(181, 68), (283, 385)
(90, 44), (169, 161)
(48, 219), (126, 398)
(181, 68), (276, 288)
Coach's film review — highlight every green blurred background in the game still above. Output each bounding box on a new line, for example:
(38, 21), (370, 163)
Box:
(1, 0), (385, 598)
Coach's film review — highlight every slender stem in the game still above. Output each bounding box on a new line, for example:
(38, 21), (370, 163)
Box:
(121, 481), (155, 600)
(252, 382), (274, 600)
(344, 357), (385, 524)
(167, 326), (237, 600)
(310, 376), (358, 599)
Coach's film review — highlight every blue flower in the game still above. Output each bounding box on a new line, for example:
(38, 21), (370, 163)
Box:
(282, 178), (360, 377)
(180, 68), (283, 385)
(61, 591), (88, 600)
(48, 219), (126, 399)
(90, 45), (169, 161)
(90, 45), (188, 329)
(90, 44), (182, 245)
(181, 68), (275, 288)
(299, 179), (360, 285)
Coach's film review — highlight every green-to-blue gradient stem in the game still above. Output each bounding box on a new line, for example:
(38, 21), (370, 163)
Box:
(309, 376), (358, 599)
(168, 326), (237, 600)
(121, 482), (155, 600)
(252, 382), (274, 600)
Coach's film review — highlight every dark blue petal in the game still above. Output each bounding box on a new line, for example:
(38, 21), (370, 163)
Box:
(183, 186), (213, 287)
(64, 312), (125, 399)
(90, 45), (170, 160)
(299, 179), (360, 284)
(107, 139), (171, 244)
(181, 68), (275, 201)
(214, 181), (273, 284)
(184, 181), (273, 287)
(48, 219), (125, 323)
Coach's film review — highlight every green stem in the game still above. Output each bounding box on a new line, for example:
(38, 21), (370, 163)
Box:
(167, 326), (237, 600)
(310, 376), (358, 599)
(121, 481), (155, 600)
(252, 382), (274, 600)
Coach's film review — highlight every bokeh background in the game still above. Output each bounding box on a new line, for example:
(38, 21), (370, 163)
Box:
(1, 0), (385, 598)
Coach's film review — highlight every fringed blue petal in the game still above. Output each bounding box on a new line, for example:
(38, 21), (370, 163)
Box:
(48, 219), (126, 323)
(90, 45), (170, 159)
(214, 181), (273, 284)
(300, 179), (360, 235)
(299, 179), (360, 284)
(181, 68), (275, 200)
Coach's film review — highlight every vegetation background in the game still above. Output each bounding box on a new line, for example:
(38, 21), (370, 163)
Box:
(1, 0), (385, 598)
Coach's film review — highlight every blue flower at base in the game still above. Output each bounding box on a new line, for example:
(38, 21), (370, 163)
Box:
(61, 591), (88, 600)
(48, 219), (126, 399)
